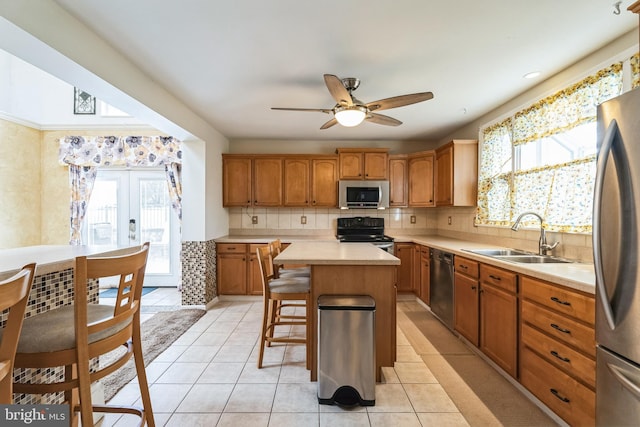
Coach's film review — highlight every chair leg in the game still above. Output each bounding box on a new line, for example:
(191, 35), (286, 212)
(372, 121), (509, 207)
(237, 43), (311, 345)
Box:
(258, 296), (270, 369)
(266, 299), (277, 347)
(65, 364), (79, 427)
(132, 321), (155, 427)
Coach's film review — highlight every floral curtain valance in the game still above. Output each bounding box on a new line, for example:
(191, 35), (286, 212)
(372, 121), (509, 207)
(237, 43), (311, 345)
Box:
(59, 135), (182, 167)
(511, 63), (623, 146)
(631, 53), (640, 89)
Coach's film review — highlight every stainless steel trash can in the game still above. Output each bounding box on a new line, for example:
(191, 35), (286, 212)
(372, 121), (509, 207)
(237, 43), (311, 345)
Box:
(317, 295), (375, 406)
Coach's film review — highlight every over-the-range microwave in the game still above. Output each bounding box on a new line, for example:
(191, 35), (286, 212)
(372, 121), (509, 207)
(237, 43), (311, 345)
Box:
(338, 180), (390, 209)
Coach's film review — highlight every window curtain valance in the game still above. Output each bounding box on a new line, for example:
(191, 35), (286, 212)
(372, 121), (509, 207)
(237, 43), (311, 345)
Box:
(631, 53), (640, 89)
(511, 63), (623, 146)
(58, 135), (182, 167)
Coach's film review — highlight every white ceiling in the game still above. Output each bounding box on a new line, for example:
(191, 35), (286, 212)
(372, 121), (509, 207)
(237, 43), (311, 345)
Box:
(31, 1), (640, 140)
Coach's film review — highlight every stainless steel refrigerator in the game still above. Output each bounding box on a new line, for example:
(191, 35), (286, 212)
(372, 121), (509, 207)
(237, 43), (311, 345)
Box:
(594, 87), (640, 425)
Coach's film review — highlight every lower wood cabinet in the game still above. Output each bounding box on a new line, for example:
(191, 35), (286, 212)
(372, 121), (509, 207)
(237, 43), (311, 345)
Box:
(418, 245), (430, 305)
(217, 243), (267, 295)
(479, 264), (518, 378)
(395, 243), (415, 293)
(454, 256), (479, 346)
(519, 275), (595, 426)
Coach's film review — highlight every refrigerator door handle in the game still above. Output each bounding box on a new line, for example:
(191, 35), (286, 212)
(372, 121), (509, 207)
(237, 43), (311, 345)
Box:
(608, 362), (640, 399)
(593, 119), (619, 330)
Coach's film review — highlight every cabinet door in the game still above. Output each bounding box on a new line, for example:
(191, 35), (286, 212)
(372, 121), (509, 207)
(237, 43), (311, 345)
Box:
(283, 158), (310, 207)
(395, 243), (414, 292)
(217, 253), (247, 295)
(408, 153), (435, 207)
(253, 158), (283, 206)
(419, 248), (430, 305)
(454, 272), (479, 346)
(311, 158), (338, 207)
(435, 144), (453, 206)
(248, 244), (266, 295)
(223, 157), (252, 207)
(364, 152), (388, 180)
(480, 283), (518, 377)
(338, 152), (364, 179)
(389, 157), (408, 207)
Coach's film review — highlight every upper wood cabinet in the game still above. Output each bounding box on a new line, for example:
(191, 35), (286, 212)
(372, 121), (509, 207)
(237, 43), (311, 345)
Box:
(389, 155), (408, 207)
(283, 158), (310, 207)
(311, 157), (338, 207)
(336, 148), (389, 180)
(435, 140), (478, 207)
(408, 151), (435, 207)
(223, 157), (252, 207)
(223, 154), (338, 208)
(253, 157), (283, 206)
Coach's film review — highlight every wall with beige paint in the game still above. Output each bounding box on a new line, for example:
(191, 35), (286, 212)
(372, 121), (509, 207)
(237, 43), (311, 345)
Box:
(0, 118), (41, 248)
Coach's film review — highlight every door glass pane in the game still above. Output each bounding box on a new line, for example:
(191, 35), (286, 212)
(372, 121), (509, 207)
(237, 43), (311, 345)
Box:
(139, 178), (171, 275)
(86, 180), (118, 246)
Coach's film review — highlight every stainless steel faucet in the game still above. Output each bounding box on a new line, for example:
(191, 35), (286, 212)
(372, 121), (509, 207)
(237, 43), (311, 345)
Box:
(510, 211), (559, 256)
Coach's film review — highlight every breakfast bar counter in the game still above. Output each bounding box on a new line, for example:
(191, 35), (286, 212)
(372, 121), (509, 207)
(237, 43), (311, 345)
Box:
(275, 241), (400, 381)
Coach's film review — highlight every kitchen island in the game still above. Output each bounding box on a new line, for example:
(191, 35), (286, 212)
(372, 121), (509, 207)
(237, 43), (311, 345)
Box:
(274, 241), (400, 381)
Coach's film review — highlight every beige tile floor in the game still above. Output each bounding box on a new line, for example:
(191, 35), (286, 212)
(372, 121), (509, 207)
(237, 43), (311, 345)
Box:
(98, 289), (551, 427)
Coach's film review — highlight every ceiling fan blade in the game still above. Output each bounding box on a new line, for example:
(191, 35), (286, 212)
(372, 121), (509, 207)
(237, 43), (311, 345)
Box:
(320, 118), (338, 129)
(366, 113), (402, 126)
(366, 92), (434, 112)
(324, 74), (353, 106)
(271, 107), (332, 114)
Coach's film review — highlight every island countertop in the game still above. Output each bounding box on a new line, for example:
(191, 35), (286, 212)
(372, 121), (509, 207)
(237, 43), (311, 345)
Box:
(274, 241), (400, 266)
(0, 244), (140, 280)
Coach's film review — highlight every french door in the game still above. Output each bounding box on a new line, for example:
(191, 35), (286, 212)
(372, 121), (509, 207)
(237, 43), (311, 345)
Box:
(83, 169), (181, 287)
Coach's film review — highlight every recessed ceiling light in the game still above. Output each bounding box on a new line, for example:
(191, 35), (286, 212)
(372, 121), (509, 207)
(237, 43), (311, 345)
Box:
(523, 71), (541, 79)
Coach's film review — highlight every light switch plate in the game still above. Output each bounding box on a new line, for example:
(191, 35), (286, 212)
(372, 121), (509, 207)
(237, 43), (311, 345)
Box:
(251, 216), (258, 224)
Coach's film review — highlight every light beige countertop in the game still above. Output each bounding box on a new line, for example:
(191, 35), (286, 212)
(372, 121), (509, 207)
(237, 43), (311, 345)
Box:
(0, 244), (141, 280)
(218, 233), (595, 294)
(274, 241), (400, 266)
(392, 234), (595, 294)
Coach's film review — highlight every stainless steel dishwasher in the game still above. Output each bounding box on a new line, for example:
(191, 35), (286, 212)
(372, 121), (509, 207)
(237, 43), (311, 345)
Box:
(429, 248), (454, 330)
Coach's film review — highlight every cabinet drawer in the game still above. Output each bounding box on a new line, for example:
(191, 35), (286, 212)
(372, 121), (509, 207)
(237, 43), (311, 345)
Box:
(217, 243), (248, 254)
(480, 264), (517, 293)
(521, 276), (594, 325)
(521, 300), (595, 357)
(521, 322), (595, 388)
(455, 256), (479, 279)
(520, 347), (595, 427)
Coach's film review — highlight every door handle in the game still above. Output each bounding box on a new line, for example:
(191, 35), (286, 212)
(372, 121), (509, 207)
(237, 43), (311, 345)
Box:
(129, 219), (136, 241)
(608, 363), (640, 399)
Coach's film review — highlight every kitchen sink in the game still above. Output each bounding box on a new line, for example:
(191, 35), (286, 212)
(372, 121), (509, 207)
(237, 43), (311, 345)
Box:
(463, 248), (573, 264)
(495, 255), (571, 264)
(465, 248), (531, 256)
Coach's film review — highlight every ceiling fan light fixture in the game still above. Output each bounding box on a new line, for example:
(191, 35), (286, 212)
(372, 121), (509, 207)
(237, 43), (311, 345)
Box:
(334, 105), (367, 127)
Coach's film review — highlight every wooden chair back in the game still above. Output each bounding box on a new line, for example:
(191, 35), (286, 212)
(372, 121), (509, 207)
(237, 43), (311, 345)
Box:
(0, 264), (36, 403)
(257, 246), (275, 297)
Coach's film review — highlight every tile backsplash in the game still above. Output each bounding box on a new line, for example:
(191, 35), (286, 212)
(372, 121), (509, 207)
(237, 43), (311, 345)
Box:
(228, 206), (593, 263)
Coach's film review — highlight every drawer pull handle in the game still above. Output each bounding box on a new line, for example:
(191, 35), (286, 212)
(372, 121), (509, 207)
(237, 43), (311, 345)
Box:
(550, 323), (571, 334)
(550, 388), (570, 403)
(550, 297), (571, 306)
(550, 350), (571, 363)
(228, 247), (236, 250)
(459, 265), (468, 269)
(471, 286), (477, 290)
(488, 274), (501, 281)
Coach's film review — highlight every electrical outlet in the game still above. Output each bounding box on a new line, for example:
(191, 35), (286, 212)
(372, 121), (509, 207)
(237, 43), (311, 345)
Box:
(410, 215), (416, 224)
(251, 216), (258, 224)
(448, 216), (452, 225)
(300, 215), (307, 225)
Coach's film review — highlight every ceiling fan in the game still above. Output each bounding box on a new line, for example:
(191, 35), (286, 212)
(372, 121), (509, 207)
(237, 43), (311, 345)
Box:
(271, 74), (434, 129)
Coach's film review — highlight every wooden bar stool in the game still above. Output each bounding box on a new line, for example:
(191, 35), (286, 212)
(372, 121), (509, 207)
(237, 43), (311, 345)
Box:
(256, 246), (311, 369)
(13, 243), (154, 427)
(0, 264), (36, 404)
